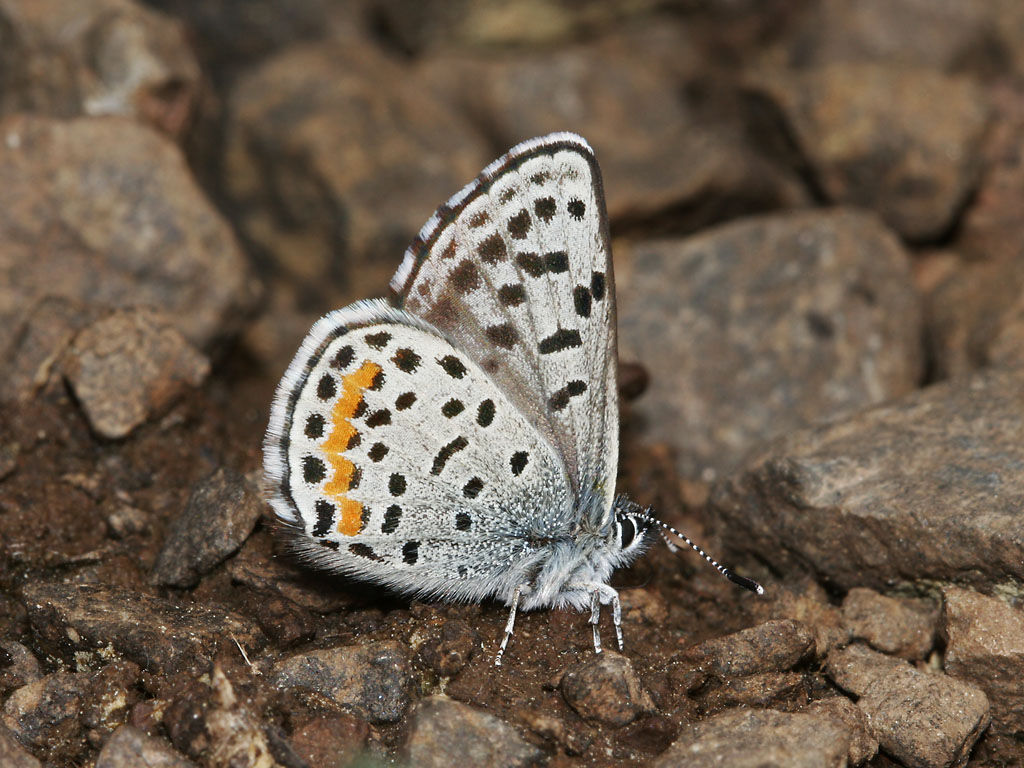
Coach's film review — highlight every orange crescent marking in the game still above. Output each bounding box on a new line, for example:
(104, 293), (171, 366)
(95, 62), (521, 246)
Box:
(322, 359), (381, 535)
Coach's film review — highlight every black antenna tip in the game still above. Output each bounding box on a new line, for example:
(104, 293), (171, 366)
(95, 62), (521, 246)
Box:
(727, 572), (765, 595)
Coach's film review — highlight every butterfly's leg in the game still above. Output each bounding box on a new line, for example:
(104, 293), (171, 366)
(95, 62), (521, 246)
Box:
(589, 589), (603, 654)
(494, 585), (524, 666)
(610, 589), (623, 651)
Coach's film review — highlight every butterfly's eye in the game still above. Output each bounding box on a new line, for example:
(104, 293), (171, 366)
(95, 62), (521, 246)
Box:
(618, 516), (637, 550)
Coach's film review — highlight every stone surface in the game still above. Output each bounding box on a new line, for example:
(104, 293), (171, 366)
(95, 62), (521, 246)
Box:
(826, 644), (990, 768)
(286, 712), (369, 768)
(0, 640), (42, 696)
(711, 368), (1024, 592)
(224, 38), (489, 290)
(654, 707), (850, 768)
(272, 641), (412, 723)
(942, 586), (1024, 736)
(0, 722), (41, 768)
(21, 582), (265, 676)
(63, 309), (210, 439)
(405, 696), (544, 768)
(749, 579), (848, 658)
(0, 0), (203, 138)
(840, 588), (936, 660)
(675, 619), (815, 679)
(96, 725), (197, 768)
(619, 209), (921, 482)
(0, 115), (254, 384)
(805, 695), (878, 766)
(152, 467), (262, 587)
(746, 63), (989, 241)
(559, 651), (655, 727)
(415, 618), (479, 678)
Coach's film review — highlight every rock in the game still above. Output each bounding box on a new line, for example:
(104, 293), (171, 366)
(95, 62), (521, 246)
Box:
(654, 707), (850, 768)
(749, 579), (848, 658)
(21, 582), (265, 676)
(0, 0), (203, 139)
(522, 711), (592, 756)
(618, 209), (921, 482)
(272, 641), (413, 723)
(415, 619), (480, 677)
(711, 367), (1024, 592)
(0, 722), (41, 768)
(746, 63), (989, 241)
(152, 467), (262, 587)
(805, 696), (878, 766)
(96, 725), (197, 768)
(0, 641), (42, 696)
(840, 588), (936, 660)
(675, 619), (815, 679)
(63, 309), (210, 439)
(404, 696), (544, 768)
(224, 38), (489, 291)
(696, 671), (807, 713)
(417, 37), (805, 234)
(0, 115), (254, 385)
(103, 498), (150, 539)
(286, 713), (369, 768)
(559, 651), (654, 727)
(942, 587), (1024, 736)
(826, 644), (990, 768)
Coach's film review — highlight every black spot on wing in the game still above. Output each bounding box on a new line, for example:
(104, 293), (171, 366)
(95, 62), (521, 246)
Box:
(330, 345), (354, 370)
(392, 348), (421, 373)
(304, 413), (325, 438)
(450, 260), (481, 293)
(431, 436), (468, 475)
(573, 286), (592, 318)
(462, 477), (483, 499)
(510, 451), (529, 476)
(312, 499), (334, 536)
(498, 283), (526, 307)
(346, 432), (361, 450)
(438, 355), (467, 379)
(350, 543), (383, 561)
(395, 391), (416, 410)
(508, 209), (531, 239)
(368, 443), (389, 461)
(369, 369), (385, 391)
(567, 198), (585, 220)
(549, 380), (587, 411)
(538, 328), (582, 354)
(477, 399), (495, 427)
(478, 233), (507, 264)
(303, 456), (326, 484)
(535, 196), (556, 222)
(442, 399), (465, 418)
(485, 323), (518, 349)
(365, 331), (391, 350)
(389, 473), (407, 496)
(591, 271), (606, 301)
(544, 251), (568, 273)
(456, 511), (472, 529)
(403, 540), (420, 565)
(316, 374), (336, 400)
(366, 409), (391, 427)
(382, 504), (401, 533)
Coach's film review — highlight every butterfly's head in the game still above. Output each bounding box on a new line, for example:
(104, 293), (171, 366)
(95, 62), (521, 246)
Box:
(611, 497), (656, 567)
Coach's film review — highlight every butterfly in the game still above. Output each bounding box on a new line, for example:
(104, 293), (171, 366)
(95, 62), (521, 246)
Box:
(263, 132), (760, 664)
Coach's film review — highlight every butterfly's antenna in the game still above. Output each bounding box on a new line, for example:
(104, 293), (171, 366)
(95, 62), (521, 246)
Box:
(639, 510), (764, 595)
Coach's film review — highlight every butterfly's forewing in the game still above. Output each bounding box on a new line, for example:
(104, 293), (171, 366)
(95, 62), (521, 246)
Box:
(264, 299), (574, 600)
(390, 134), (619, 527)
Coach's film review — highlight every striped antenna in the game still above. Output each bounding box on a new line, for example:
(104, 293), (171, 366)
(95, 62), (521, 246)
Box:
(639, 511), (764, 595)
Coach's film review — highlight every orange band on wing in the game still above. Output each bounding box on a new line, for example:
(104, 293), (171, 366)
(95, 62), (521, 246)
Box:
(322, 360), (381, 535)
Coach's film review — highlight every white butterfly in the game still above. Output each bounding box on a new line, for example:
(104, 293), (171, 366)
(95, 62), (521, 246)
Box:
(263, 133), (759, 664)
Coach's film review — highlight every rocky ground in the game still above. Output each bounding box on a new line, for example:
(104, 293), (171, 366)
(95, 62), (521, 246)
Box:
(1, 1), (1023, 766)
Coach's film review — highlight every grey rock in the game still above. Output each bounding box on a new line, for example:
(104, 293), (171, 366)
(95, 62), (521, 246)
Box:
(273, 641), (413, 723)
(559, 651), (654, 726)
(654, 707), (850, 768)
(710, 367), (1024, 592)
(746, 63), (989, 241)
(96, 725), (197, 768)
(619, 209), (921, 482)
(64, 308), (210, 439)
(840, 588), (936, 660)
(0, 721), (41, 768)
(676, 619), (815, 679)
(21, 582), (265, 676)
(405, 696), (544, 768)
(805, 696), (878, 766)
(826, 644), (990, 768)
(152, 467), (262, 587)
(942, 586), (1024, 736)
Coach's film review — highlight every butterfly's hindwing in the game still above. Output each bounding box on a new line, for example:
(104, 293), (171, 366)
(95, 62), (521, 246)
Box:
(265, 300), (574, 601)
(391, 134), (619, 527)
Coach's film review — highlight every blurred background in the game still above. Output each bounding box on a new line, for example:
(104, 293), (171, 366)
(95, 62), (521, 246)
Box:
(1, 2), (1023, 766)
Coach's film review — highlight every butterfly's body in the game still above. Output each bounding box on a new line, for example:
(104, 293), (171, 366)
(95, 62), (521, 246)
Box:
(264, 133), (756, 662)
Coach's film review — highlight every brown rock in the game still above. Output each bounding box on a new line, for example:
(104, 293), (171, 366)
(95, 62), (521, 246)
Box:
(224, 38), (489, 292)
(942, 586), (1024, 736)
(417, 37), (805, 234)
(840, 588), (936, 660)
(415, 619), (480, 678)
(0, 722), (41, 768)
(711, 368), (1024, 592)
(0, 115), (254, 379)
(0, 641), (42, 697)
(654, 708), (850, 768)
(619, 209), (921, 482)
(805, 696), (878, 766)
(272, 641), (412, 723)
(21, 582), (265, 676)
(64, 309), (209, 439)
(0, 0), (203, 139)
(96, 725), (197, 768)
(405, 696), (544, 768)
(559, 651), (655, 727)
(747, 63), (989, 241)
(676, 619), (815, 679)
(826, 644), (990, 768)
(287, 713), (369, 768)
(696, 671), (807, 713)
(152, 467), (262, 587)
(750, 578), (848, 658)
